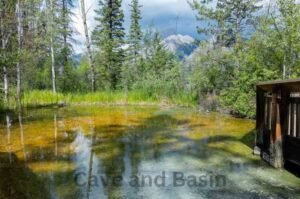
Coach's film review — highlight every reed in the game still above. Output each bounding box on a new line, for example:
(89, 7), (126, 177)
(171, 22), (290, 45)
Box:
(4, 90), (196, 109)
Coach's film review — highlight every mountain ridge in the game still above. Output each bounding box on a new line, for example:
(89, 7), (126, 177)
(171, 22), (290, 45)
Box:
(162, 34), (199, 60)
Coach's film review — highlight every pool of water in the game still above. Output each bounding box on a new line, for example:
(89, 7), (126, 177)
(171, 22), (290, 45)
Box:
(0, 106), (299, 199)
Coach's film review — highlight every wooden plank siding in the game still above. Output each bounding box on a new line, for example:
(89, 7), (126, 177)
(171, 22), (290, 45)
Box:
(256, 79), (300, 169)
(296, 102), (299, 137)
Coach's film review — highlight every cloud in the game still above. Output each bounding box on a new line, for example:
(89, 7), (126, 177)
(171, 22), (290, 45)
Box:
(72, 0), (199, 53)
(133, 0), (192, 13)
(73, 0), (300, 53)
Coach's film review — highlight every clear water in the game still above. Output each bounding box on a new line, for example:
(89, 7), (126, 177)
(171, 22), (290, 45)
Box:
(0, 106), (299, 199)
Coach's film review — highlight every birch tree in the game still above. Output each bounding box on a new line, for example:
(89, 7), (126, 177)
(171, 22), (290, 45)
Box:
(80, 0), (96, 92)
(0, 0), (10, 102)
(48, 0), (56, 93)
(16, 0), (23, 106)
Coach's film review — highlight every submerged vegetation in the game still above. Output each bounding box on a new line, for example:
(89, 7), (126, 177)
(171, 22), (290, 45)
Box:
(1, 106), (300, 198)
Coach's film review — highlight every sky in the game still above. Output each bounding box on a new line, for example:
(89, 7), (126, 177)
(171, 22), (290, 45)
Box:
(72, 0), (278, 53)
(72, 0), (199, 53)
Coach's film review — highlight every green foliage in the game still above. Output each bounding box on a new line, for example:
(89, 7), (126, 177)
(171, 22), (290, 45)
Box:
(93, 0), (125, 90)
(128, 0), (142, 57)
(1, 0), (300, 120)
(3, 90), (193, 108)
(220, 0), (300, 118)
(131, 30), (184, 100)
(261, 0), (300, 78)
(189, 0), (262, 46)
(190, 44), (235, 94)
(23, 90), (65, 107)
(220, 63), (277, 118)
(187, 0), (300, 118)
(121, 0), (143, 91)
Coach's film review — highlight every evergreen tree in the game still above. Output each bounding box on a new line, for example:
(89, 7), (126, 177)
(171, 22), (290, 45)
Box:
(269, 0), (300, 78)
(122, 0), (142, 91)
(190, 0), (261, 46)
(128, 0), (142, 61)
(132, 29), (183, 97)
(93, 0), (125, 90)
(59, 0), (74, 65)
(57, 0), (76, 92)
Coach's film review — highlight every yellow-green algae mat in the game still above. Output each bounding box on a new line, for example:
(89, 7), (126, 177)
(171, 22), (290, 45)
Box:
(0, 106), (299, 199)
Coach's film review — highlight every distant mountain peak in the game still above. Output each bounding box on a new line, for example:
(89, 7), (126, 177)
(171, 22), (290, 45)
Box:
(164, 34), (195, 45)
(163, 34), (198, 60)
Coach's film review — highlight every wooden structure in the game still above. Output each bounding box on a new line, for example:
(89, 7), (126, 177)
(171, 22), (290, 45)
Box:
(256, 79), (300, 169)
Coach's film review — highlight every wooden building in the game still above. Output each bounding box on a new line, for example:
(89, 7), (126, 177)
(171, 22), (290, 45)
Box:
(256, 79), (300, 169)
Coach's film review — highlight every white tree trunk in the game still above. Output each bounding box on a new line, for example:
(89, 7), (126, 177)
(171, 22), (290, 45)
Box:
(16, 0), (22, 107)
(0, 15), (8, 102)
(54, 114), (58, 156)
(6, 114), (12, 163)
(283, 54), (288, 79)
(80, 0), (96, 92)
(49, 0), (56, 93)
(3, 66), (8, 102)
(18, 111), (26, 162)
(50, 36), (56, 93)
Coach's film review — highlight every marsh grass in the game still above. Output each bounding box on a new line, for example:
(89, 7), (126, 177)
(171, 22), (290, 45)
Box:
(5, 90), (196, 109)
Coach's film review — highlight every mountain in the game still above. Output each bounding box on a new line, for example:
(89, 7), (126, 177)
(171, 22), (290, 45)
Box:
(71, 53), (83, 66)
(163, 34), (198, 60)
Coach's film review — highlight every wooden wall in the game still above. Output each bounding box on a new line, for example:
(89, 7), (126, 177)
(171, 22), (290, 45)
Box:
(256, 84), (300, 168)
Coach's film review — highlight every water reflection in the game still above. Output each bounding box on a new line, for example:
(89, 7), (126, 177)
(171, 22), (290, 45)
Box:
(5, 114), (12, 163)
(54, 114), (58, 156)
(18, 111), (27, 162)
(0, 106), (299, 199)
(0, 152), (51, 199)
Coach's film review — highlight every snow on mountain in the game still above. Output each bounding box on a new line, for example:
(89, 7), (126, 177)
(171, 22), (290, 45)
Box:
(162, 34), (198, 60)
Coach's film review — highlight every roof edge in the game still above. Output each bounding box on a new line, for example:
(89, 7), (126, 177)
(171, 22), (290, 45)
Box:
(257, 78), (300, 86)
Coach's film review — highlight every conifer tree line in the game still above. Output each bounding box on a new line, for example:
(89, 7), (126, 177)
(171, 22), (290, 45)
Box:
(0, 0), (300, 118)
(0, 0), (78, 100)
(0, 0), (182, 104)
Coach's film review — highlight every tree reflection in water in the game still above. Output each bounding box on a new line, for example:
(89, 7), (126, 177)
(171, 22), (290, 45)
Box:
(0, 106), (299, 199)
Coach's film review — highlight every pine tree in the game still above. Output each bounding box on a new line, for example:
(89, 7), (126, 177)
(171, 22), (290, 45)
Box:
(128, 0), (142, 62)
(122, 0), (142, 92)
(132, 28), (183, 97)
(58, 0), (75, 92)
(59, 0), (74, 66)
(93, 0), (125, 90)
(22, 0), (54, 91)
(190, 0), (261, 47)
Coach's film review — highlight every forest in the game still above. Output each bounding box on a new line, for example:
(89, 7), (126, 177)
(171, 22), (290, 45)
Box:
(0, 0), (300, 118)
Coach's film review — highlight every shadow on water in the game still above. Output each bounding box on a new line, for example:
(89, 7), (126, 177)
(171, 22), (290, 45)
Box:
(0, 108), (299, 199)
(0, 152), (51, 199)
(285, 161), (300, 178)
(88, 113), (300, 198)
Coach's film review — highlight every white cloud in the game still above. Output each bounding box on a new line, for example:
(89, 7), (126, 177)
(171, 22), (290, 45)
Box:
(72, 0), (196, 53)
(73, 0), (283, 53)
(137, 0), (192, 15)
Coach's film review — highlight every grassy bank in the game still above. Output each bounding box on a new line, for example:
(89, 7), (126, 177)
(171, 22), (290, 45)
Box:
(4, 90), (196, 109)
